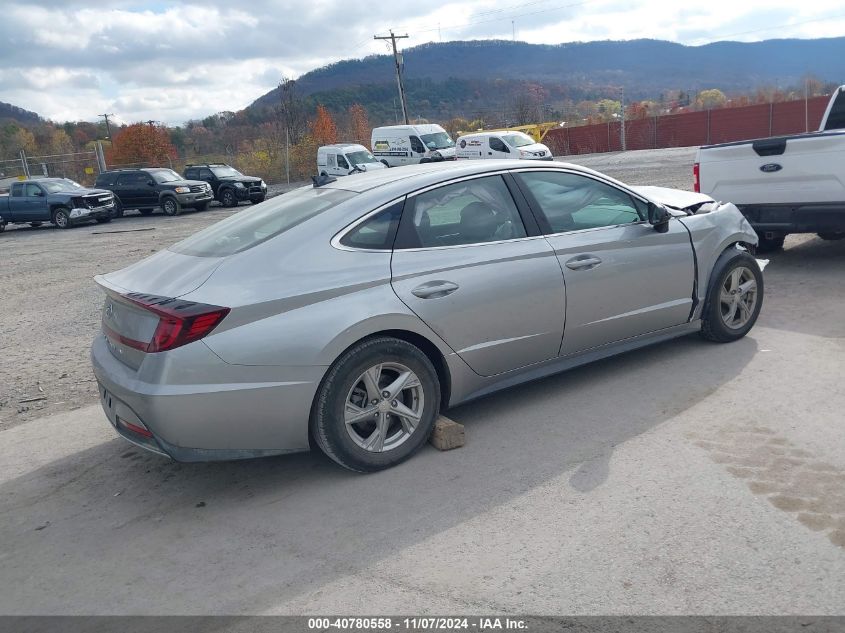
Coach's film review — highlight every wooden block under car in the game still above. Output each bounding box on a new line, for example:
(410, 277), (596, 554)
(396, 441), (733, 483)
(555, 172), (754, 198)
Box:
(429, 416), (465, 451)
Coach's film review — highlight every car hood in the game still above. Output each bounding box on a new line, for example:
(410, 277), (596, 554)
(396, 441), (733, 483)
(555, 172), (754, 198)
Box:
(631, 186), (715, 210)
(165, 179), (207, 187)
(95, 249), (225, 298)
(49, 186), (112, 196)
(219, 176), (262, 183)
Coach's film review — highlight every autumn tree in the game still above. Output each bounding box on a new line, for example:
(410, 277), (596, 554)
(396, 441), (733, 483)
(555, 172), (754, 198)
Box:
(348, 104), (371, 144)
(310, 105), (337, 146)
(695, 89), (728, 110)
(108, 123), (177, 167)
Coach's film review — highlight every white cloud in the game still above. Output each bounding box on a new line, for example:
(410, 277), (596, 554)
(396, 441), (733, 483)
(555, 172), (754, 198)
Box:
(0, 0), (842, 124)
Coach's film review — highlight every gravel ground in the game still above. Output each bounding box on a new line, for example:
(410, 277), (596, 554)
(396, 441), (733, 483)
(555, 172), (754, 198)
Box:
(0, 185), (305, 429)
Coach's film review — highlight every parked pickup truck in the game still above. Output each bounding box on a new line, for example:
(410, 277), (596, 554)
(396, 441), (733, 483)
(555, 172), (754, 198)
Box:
(695, 85), (845, 250)
(0, 178), (115, 232)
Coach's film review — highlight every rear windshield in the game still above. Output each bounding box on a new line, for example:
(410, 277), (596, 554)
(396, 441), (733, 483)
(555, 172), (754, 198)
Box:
(169, 187), (356, 257)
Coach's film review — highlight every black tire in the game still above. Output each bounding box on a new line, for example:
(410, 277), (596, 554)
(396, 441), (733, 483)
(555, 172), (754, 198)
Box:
(818, 231), (845, 241)
(139, 208), (154, 216)
(700, 249), (764, 343)
(29, 222), (43, 227)
(52, 207), (72, 229)
(161, 196), (181, 216)
(311, 337), (441, 472)
(95, 217), (112, 224)
(220, 188), (237, 208)
(111, 198), (124, 219)
(194, 202), (209, 211)
(757, 235), (785, 252)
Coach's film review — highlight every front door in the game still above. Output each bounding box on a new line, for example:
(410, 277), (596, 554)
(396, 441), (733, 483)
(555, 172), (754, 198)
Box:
(513, 169), (695, 356)
(17, 183), (46, 222)
(390, 174), (566, 376)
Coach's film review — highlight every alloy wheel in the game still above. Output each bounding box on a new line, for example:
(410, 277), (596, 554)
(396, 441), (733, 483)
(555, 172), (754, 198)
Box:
(344, 362), (424, 453)
(720, 266), (758, 329)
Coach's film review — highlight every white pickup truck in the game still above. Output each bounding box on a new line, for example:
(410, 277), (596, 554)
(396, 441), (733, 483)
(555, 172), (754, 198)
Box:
(695, 86), (845, 251)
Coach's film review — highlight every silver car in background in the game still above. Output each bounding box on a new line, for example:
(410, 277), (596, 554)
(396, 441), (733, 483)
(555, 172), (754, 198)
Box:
(91, 161), (763, 471)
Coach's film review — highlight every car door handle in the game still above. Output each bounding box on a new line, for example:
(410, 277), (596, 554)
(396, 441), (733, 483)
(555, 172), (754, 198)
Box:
(411, 281), (459, 299)
(565, 256), (602, 270)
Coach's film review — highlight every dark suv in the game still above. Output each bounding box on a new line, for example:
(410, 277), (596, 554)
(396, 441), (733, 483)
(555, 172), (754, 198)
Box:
(95, 168), (213, 217)
(183, 164), (267, 207)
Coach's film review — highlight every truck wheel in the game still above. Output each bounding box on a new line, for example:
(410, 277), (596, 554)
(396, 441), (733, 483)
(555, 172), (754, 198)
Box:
(700, 250), (764, 343)
(756, 235), (785, 252)
(818, 231), (845, 241)
(220, 189), (237, 208)
(139, 208), (154, 216)
(52, 207), (71, 229)
(161, 197), (181, 216)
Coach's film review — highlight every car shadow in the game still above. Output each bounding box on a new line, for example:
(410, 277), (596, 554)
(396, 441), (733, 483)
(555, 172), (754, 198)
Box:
(0, 333), (757, 614)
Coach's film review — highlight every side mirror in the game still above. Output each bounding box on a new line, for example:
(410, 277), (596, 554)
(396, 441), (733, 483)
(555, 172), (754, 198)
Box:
(648, 202), (671, 233)
(34, 190), (44, 197)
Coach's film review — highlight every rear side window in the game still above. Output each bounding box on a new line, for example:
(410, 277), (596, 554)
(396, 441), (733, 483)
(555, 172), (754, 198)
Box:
(170, 187), (355, 257)
(117, 172), (148, 186)
(96, 173), (115, 187)
(339, 201), (404, 250)
(184, 168), (198, 179)
(11, 183), (23, 196)
(824, 90), (845, 131)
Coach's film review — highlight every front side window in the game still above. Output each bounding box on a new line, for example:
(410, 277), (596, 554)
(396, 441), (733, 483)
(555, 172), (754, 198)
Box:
(24, 183), (43, 197)
(515, 171), (643, 233)
(401, 175), (527, 248)
(337, 155), (350, 169)
(199, 168), (214, 179)
(170, 187), (355, 257)
(117, 172), (148, 186)
(489, 137), (509, 153)
(339, 201), (404, 250)
(410, 136), (425, 154)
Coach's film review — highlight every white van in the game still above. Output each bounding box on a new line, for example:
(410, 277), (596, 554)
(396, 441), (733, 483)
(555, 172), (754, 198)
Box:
(371, 124), (456, 167)
(455, 131), (553, 161)
(317, 144), (387, 177)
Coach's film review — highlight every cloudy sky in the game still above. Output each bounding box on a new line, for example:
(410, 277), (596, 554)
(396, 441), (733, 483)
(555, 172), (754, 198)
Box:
(1, 0), (843, 125)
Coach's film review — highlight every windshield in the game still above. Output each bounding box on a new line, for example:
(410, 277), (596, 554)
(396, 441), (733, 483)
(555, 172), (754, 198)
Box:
(210, 166), (243, 178)
(420, 132), (455, 150)
(170, 187), (356, 257)
(150, 169), (182, 183)
(346, 151), (379, 164)
(42, 180), (82, 193)
(501, 133), (536, 148)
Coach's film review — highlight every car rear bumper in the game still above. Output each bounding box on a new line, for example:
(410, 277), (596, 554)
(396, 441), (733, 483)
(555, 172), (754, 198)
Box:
(90, 334), (323, 461)
(738, 201), (845, 235)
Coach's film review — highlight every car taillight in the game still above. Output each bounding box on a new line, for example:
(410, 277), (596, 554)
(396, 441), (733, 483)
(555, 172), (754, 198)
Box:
(693, 162), (700, 193)
(105, 293), (229, 353)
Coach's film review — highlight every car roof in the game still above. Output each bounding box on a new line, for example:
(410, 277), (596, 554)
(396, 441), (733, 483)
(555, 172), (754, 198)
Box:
(320, 160), (597, 194)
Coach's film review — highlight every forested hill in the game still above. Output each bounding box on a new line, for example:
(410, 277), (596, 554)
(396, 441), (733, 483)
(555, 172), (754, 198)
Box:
(248, 37), (844, 122)
(0, 101), (42, 126)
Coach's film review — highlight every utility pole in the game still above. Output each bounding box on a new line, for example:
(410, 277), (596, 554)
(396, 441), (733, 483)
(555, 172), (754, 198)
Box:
(374, 31), (409, 125)
(99, 113), (114, 143)
(620, 89), (626, 151)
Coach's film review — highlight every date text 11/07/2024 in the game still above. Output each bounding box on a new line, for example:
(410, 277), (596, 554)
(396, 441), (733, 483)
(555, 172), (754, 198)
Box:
(307, 617), (528, 630)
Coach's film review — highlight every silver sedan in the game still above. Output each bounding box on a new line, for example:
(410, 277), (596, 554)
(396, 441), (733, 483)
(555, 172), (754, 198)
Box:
(91, 161), (763, 471)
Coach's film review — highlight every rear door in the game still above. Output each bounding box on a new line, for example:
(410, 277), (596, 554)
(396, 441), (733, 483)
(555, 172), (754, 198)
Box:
(390, 173), (566, 376)
(115, 172), (143, 206)
(513, 169), (695, 356)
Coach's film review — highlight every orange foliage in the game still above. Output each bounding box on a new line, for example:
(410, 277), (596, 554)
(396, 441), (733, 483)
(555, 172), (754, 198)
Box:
(108, 123), (177, 167)
(349, 103), (371, 145)
(310, 105), (337, 146)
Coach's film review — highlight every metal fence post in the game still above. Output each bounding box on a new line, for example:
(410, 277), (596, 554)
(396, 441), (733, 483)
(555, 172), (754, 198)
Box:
(19, 149), (31, 178)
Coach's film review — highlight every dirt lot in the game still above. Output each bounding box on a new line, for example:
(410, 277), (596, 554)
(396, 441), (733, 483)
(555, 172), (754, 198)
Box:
(1, 148), (844, 615)
(0, 186), (302, 429)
